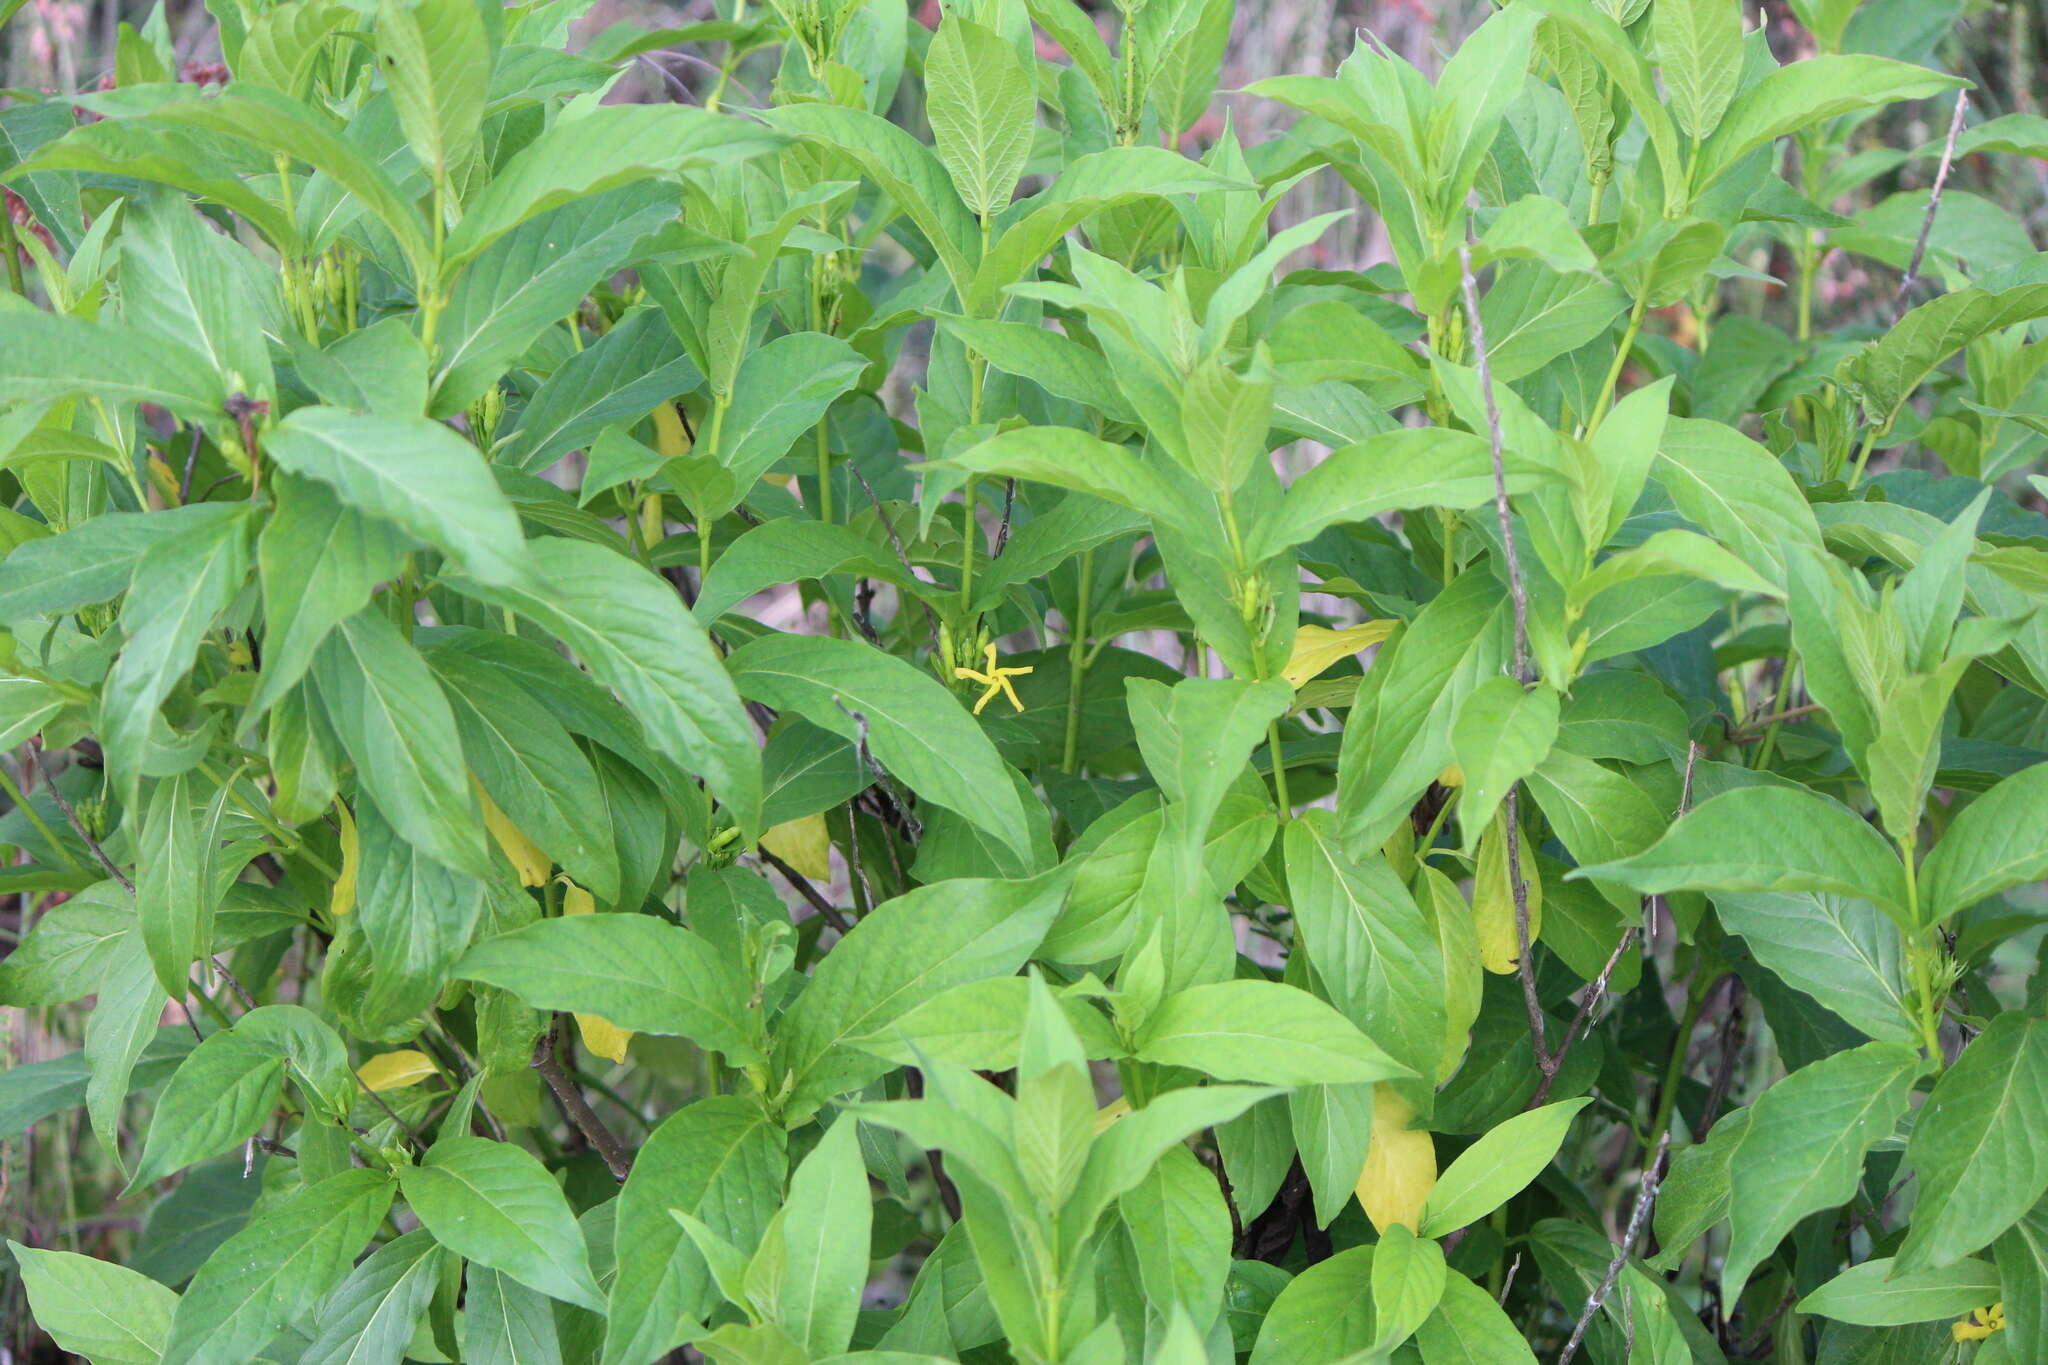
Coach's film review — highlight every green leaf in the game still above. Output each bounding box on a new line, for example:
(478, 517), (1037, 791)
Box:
(924, 15), (1034, 220)
(700, 332), (867, 508)
(0, 311), (228, 419)
(84, 930), (172, 1161)
(728, 632), (1031, 864)
(1248, 1245), (1375, 1363)
(251, 474), (410, 723)
(1720, 1043), (1930, 1296)
(161, 1168), (395, 1365)
(311, 610), (490, 878)
(433, 184), (679, 415)
(9, 1241), (179, 1365)
(430, 646), (620, 900)
(1449, 678), (1559, 847)
(121, 187), (276, 409)
(441, 103), (782, 273)
(1522, 749), (1669, 913)
(770, 1119), (870, 1356)
(1134, 980), (1414, 1086)
(1895, 1013), (2048, 1273)
(347, 797), (487, 1032)
(135, 770), (223, 999)
(1653, 416), (1824, 586)
(399, 1136), (605, 1312)
(498, 308), (697, 476)
(1370, 1223), (1448, 1353)
(98, 506), (253, 793)
(375, 0), (487, 188)
(771, 870), (1069, 1122)
(1419, 1099), (1590, 1237)
(127, 1031), (285, 1190)
(1414, 1269), (1539, 1365)
(1797, 1257), (2002, 1326)
(1572, 786), (1911, 925)
(1713, 891), (1914, 1042)
(300, 1228), (445, 1365)
(1694, 55), (1963, 193)
(460, 1266), (563, 1365)
(1285, 813), (1447, 1097)
(1336, 573), (1509, 852)
(1255, 428), (1549, 558)
(1921, 761), (2048, 921)
(455, 913), (762, 1062)
(605, 1098), (786, 1365)
(1844, 284), (2048, 432)
(1652, 0), (1742, 141)
(0, 502), (238, 623)
(264, 405), (530, 587)
(448, 537), (760, 836)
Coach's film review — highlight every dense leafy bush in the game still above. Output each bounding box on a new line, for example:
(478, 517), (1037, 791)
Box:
(1, 0), (2046, 1359)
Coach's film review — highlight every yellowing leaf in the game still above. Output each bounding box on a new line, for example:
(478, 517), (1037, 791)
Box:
(330, 800), (360, 917)
(1283, 621), (1396, 689)
(356, 1049), (438, 1092)
(1356, 1083), (1436, 1234)
(760, 813), (833, 881)
(1473, 808), (1543, 974)
(651, 401), (691, 458)
(481, 786), (550, 887)
(1437, 764), (1464, 788)
(560, 880), (633, 1063)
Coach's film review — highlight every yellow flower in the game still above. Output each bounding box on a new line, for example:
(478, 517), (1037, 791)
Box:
(955, 643), (1033, 715)
(1954, 1303), (2005, 1343)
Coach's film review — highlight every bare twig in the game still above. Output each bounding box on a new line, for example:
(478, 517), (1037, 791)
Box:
(758, 846), (854, 937)
(1498, 1251), (1522, 1306)
(31, 747), (131, 892)
(1457, 228), (1548, 1075)
(1557, 1130), (1672, 1365)
(992, 478), (1017, 557)
(1895, 90), (1969, 321)
(178, 424), (203, 504)
(849, 462), (943, 656)
(352, 1064), (428, 1153)
(1529, 924), (1638, 1108)
(532, 1018), (634, 1182)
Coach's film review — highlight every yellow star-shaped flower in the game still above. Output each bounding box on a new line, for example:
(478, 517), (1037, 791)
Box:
(955, 643), (1032, 715)
(1954, 1303), (2005, 1343)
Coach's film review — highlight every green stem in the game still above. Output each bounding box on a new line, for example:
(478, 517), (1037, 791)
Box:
(0, 207), (25, 298)
(1586, 287), (1649, 436)
(958, 475), (979, 615)
(1750, 651), (1796, 771)
(1061, 548), (1095, 775)
(1646, 974), (1710, 1157)
(1266, 719), (1292, 820)
(200, 762), (340, 881)
(1846, 425), (1883, 489)
(812, 253), (834, 525)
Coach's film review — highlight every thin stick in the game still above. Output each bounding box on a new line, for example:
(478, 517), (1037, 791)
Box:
(1557, 1129), (1672, 1365)
(1528, 924), (1637, 1109)
(532, 1018), (634, 1182)
(31, 748), (131, 893)
(849, 463), (943, 655)
(1895, 90), (1968, 321)
(758, 846), (854, 937)
(178, 425), (204, 505)
(1458, 227), (1547, 1074)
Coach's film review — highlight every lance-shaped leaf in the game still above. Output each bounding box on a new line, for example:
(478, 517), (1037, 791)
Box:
(1720, 1043), (1930, 1296)
(399, 1136), (604, 1312)
(455, 912), (762, 1062)
(264, 406), (529, 587)
(448, 537), (761, 837)
(1572, 785), (1911, 925)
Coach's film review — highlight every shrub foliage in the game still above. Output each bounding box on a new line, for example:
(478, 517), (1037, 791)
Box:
(1, 0), (2046, 1361)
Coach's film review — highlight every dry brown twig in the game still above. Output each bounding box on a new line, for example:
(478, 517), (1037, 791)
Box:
(1895, 89), (1969, 321)
(1557, 1129), (1672, 1365)
(1456, 224), (1549, 1078)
